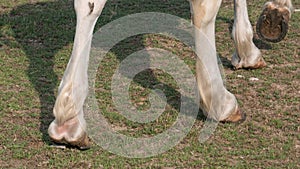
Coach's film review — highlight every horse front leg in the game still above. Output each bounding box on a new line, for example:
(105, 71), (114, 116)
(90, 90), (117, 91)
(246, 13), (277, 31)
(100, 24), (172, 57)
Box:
(48, 0), (107, 149)
(191, 0), (245, 122)
(257, 0), (294, 43)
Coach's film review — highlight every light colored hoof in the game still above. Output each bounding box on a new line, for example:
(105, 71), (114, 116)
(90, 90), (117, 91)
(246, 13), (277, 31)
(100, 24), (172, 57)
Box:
(50, 132), (91, 150)
(234, 57), (267, 70)
(256, 2), (290, 43)
(247, 58), (267, 69)
(221, 109), (246, 123)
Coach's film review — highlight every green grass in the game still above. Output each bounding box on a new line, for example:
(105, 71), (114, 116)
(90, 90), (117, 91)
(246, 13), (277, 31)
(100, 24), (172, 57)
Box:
(0, 0), (299, 168)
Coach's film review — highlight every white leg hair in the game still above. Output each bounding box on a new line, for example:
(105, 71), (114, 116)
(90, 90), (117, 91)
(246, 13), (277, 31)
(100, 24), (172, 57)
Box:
(264, 0), (294, 16)
(270, 0), (293, 11)
(191, 0), (240, 121)
(48, 0), (107, 143)
(231, 0), (266, 69)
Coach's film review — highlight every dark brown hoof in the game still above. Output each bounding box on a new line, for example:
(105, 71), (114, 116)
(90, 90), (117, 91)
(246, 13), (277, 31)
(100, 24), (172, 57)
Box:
(221, 109), (246, 123)
(256, 3), (290, 43)
(50, 133), (91, 150)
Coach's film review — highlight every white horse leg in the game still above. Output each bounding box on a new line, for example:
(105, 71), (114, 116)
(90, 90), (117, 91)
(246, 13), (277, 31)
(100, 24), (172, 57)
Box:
(48, 0), (107, 149)
(191, 0), (245, 122)
(257, 0), (294, 42)
(231, 0), (266, 69)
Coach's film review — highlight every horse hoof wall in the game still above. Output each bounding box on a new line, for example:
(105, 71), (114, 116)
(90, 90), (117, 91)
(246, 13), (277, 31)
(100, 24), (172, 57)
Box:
(222, 109), (246, 124)
(69, 133), (91, 150)
(50, 133), (91, 150)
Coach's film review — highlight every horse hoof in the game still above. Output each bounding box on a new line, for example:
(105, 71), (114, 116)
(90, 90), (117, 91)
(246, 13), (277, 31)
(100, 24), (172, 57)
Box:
(256, 3), (290, 43)
(234, 57), (267, 70)
(247, 58), (267, 69)
(69, 133), (91, 150)
(221, 109), (246, 123)
(50, 133), (91, 150)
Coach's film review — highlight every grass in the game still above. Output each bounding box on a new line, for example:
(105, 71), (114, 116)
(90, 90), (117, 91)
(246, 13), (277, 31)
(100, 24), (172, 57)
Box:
(0, 0), (299, 168)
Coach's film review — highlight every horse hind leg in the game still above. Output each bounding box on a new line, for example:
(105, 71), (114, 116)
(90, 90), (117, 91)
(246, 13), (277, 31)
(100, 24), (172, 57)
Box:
(231, 0), (266, 69)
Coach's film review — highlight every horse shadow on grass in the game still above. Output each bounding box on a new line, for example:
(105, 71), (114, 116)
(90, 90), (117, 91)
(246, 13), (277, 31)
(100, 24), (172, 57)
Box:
(2, 0), (77, 144)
